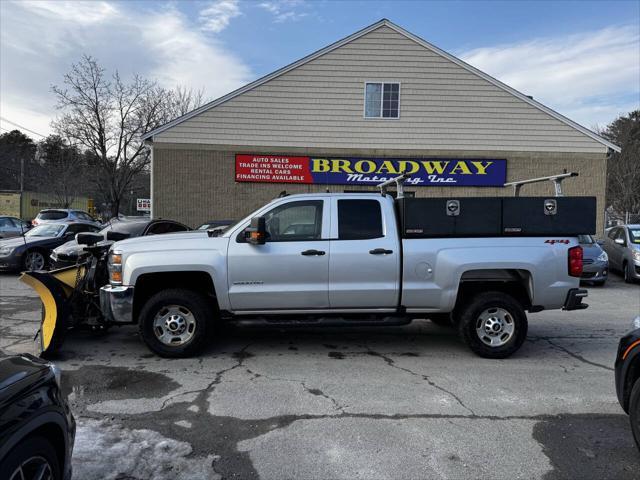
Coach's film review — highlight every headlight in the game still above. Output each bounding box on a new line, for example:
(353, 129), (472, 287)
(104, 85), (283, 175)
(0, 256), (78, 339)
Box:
(0, 246), (14, 255)
(632, 250), (640, 262)
(632, 316), (640, 331)
(596, 251), (608, 262)
(108, 250), (123, 284)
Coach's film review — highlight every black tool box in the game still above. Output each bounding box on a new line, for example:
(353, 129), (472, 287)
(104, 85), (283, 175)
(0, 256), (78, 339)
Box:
(397, 196), (596, 238)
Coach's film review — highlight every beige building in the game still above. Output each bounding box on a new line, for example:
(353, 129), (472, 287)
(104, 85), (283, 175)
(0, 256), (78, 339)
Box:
(143, 19), (619, 232)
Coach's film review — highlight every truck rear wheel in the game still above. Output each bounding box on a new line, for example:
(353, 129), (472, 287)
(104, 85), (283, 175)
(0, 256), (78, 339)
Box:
(457, 292), (528, 359)
(138, 288), (213, 358)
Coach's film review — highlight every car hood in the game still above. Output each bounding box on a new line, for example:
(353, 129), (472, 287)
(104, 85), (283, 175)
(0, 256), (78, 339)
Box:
(0, 235), (54, 249)
(53, 239), (83, 256)
(0, 354), (49, 391)
(113, 230), (214, 253)
(581, 243), (603, 259)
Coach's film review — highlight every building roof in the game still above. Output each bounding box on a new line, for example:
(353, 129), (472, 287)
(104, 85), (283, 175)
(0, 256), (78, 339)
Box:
(143, 19), (620, 153)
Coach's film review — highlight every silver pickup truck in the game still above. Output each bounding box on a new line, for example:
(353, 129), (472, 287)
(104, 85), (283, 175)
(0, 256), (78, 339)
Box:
(100, 188), (589, 359)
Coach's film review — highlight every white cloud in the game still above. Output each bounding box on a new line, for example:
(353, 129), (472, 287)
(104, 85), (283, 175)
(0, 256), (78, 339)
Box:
(459, 25), (640, 128)
(199, 0), (241, 33)
(259, 0), (308, 23)
(0, 0), (251, 138)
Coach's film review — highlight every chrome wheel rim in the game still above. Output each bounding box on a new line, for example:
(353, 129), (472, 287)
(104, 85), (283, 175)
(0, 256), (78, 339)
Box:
(153, 305), (196, 346)
(475, 307), (515, 347)
(25, 252), (45, 271)
(9, 455), (53, 480)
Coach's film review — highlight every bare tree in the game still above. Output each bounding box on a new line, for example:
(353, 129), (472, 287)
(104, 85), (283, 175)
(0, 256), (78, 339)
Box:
(52, 55), (204, 217)
(599, 111), (640, 214)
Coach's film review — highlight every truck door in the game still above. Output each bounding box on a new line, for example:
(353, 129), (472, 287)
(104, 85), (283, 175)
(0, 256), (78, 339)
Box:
(227, 199), (330, 311)
(328, 197), (400, 308)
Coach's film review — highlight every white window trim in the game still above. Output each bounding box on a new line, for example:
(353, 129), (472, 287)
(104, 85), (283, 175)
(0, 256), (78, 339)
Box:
(363, 81), (401, 120)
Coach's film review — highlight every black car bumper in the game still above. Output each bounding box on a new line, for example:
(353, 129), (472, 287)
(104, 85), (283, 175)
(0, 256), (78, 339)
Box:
(563, 288), (588, 310)
(0, 253), (22, 271)
(615, 328), (640, 413)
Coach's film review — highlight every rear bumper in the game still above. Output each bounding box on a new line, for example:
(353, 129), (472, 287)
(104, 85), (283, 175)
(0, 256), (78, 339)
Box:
(100, 284), (135, 323)
(563, 288), (588, 310)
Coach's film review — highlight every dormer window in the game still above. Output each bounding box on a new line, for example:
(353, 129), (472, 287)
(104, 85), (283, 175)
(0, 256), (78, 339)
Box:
(364, 82), (400, 118)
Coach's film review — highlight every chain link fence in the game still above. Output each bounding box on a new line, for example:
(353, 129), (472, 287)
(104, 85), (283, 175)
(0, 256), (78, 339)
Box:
(605, 210), (640, 229)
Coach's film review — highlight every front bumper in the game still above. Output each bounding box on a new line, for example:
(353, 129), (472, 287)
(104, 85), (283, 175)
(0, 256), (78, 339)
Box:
(615, 327), (640, 413)
(580, 260), (608, 282)
(562, 288), (588, 310)
(100, 284), (135, 324)
(0, 253), (22, 271)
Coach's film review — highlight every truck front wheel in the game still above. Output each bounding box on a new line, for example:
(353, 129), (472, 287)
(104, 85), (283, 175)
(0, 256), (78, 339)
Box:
(138, 288), (213, 358)
(457, 292), (528, 359)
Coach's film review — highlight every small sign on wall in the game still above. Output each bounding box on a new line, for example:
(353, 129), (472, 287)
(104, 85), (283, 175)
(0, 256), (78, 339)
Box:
(137, 198), (151, 212)
(235, 154), (507, 187)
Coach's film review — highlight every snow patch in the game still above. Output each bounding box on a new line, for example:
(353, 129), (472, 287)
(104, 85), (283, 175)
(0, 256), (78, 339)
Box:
(73, 418), (220, 480)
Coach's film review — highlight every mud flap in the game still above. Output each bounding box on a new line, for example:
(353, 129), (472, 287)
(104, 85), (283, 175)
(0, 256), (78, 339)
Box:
(20, 270), (75, 357)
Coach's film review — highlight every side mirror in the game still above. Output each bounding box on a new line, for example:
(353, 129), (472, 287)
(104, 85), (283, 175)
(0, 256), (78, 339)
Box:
(614, 238), (625, 246)
(106, 230), (130, 241)
(244, 217), (266, 245)
(76, 232), (104, 246)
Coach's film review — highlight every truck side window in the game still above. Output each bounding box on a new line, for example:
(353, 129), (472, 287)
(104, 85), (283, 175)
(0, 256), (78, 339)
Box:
(338, 199), (383, 240)
(264, 200), (323, 241)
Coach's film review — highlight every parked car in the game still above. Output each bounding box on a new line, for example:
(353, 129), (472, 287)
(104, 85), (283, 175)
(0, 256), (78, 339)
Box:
(0, 353), (75, 480)
(99, 190), (590, 359)
(603, 225), (640, 283)
(615, 316), (640, 451)
(50, 218), (191, 268)
(0, 222), (100, 271)
(578, 234), (608, 286)
(0, 216), (31, 239)
(32, 209), (100, 227)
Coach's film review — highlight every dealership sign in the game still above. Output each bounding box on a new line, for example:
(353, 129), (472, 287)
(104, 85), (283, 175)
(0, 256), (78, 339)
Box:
(235, 155), (506, 187)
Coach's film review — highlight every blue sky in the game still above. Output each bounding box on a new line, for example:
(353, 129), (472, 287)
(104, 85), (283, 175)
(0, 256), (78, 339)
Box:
(1, 0), (638, 138)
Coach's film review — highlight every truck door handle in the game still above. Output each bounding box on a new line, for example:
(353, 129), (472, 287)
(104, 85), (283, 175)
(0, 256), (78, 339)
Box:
(301, 249), (325, 256)
(369, 248), (393, 255)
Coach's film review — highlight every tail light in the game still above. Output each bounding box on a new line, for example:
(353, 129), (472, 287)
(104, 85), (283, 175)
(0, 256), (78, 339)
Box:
(568, 246), (583, 277)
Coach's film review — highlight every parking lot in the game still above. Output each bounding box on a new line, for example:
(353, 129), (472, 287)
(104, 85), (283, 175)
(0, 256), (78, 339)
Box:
(1, 272), (639, 480)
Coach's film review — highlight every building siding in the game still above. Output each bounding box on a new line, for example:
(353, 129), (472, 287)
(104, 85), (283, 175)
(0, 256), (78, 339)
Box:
(153, 144), (607, 233)
(154, 26), (606, 154)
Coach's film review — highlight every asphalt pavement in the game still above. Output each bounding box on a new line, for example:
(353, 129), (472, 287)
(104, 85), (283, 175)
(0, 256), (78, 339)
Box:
(1, 272), (639, 480)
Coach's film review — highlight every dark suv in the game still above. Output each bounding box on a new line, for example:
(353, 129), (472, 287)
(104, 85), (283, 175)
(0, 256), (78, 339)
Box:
(0, 354), (75, 480)
(615, 317), (640, 450)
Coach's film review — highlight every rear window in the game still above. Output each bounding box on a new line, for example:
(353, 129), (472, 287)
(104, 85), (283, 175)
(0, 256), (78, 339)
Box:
(338, 200), (383, 240)
(38, 210), (67, 220)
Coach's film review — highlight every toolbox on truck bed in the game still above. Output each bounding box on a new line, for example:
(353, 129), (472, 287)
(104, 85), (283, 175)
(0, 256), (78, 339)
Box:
(397, 196), (596, 238)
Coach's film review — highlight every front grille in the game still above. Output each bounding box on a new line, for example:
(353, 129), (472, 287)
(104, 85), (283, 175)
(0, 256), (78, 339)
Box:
(583, 259), (594, 265)
(581, 272), (597, 278)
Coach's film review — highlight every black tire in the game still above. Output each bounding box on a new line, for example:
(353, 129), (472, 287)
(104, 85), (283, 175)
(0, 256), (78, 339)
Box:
(23, 249), (47, 271)
(428, 313), (453, 327)
(457, 291), (528, 359)
(623, 262), (635, 284)
(0, 435), (61, 480)
(630, 378), (640, 451)
(138, 288), (213, 358)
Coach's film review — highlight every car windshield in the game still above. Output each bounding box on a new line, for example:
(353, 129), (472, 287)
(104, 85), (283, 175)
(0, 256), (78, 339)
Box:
(99, 221), (148, 238)
(629, 228), (640, 244)
(25, 224), (65, 237)
(578, 235), (594, 244)
(37, 210), (67, 220)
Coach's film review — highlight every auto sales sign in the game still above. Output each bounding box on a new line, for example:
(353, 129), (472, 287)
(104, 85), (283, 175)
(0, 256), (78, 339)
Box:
(235, 155), (506, 187)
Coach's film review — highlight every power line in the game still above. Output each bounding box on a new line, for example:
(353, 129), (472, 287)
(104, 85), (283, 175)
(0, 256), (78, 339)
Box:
(0, 117), (47, 138)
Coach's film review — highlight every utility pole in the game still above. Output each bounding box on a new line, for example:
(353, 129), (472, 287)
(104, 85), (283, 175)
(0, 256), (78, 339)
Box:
(20, 157), (24, 192)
